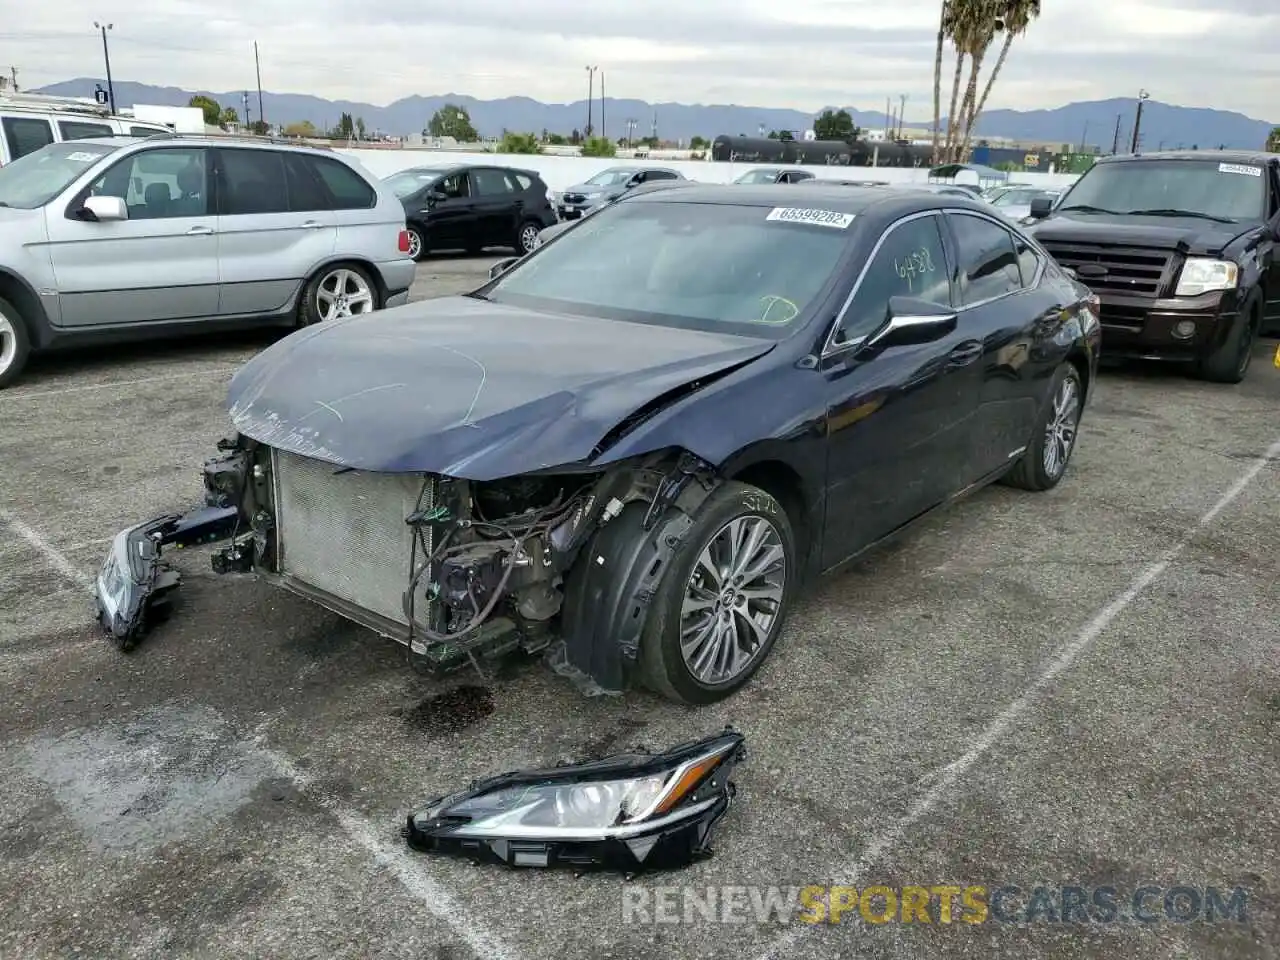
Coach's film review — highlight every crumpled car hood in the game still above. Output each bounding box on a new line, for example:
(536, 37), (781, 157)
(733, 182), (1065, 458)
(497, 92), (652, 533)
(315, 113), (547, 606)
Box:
(227, 296), (774, 480)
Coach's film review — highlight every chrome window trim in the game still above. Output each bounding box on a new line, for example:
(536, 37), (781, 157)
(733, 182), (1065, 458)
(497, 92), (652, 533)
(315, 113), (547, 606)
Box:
(821, 210), (947, 359)
(944, 210), (1045, 310)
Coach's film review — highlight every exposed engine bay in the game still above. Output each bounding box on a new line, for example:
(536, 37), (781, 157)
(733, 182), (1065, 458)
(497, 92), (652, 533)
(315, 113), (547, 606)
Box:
(98, 434), (723, 695)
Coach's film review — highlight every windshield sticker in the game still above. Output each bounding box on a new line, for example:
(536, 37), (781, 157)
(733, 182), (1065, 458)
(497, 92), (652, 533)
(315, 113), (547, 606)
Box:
(1218, 163), (1262, 177)
(66, 151), (101, 162)
(765, 207), (855, 229)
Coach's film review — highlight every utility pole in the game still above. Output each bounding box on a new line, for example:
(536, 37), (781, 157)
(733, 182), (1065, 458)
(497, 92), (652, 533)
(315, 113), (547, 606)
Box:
(885, 97), (891, 137)
(242, 91), (250, 127)
(584, 65), (597, 138)
(1079, 120), (1089, 151)
(7, 67), (16, 92)
(254, 42), (265, 131)
(898, 94), (907, 139)
(1130, 89), (1149, 154)
(1111, 113), (1122, 154)
(599, 72), (605, 142)
(93, 22), (115, 113)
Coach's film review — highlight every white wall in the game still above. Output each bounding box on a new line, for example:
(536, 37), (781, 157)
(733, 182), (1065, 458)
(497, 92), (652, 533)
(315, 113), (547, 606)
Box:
(130, 104), (205, 134)
(337, 147), (1082, 191)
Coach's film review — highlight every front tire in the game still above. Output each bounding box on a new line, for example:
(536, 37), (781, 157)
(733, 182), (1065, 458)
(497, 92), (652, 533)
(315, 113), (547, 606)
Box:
(638, 482), (797, 705)
(0, 296), (32, 390)
(1001, 362), (1083, 492)
(406, 226), (426, 261)
(1196, 295), (1260, 384)
(297, 264), (378, 327)
(516, 220), (542, 255)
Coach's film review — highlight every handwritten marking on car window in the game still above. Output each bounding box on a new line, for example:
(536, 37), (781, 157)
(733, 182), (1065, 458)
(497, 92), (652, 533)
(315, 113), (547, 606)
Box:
(1218, 163), (1262, 177)
(765, 207), (855, 229)
(894, 246), (937, 292)
(754, 295), (799, 324)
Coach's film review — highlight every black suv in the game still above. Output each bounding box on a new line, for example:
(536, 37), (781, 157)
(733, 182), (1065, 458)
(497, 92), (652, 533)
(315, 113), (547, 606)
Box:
(383, 164), (558, 259)
(1025, 150), (1280, 383)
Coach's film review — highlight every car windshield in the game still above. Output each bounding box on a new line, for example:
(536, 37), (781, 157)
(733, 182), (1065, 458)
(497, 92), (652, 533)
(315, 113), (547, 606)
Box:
(736, 170), (780, 184)
(585, 169), (635, 186)
(383, 169), (448, 198)
(485, 199), (851, 337)
(0, 141), (118, 209)
(1058, 160), (1267, 221)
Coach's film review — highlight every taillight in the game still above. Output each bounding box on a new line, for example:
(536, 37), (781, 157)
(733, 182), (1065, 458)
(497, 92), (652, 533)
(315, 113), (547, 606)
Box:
(397, 229), (410, 254)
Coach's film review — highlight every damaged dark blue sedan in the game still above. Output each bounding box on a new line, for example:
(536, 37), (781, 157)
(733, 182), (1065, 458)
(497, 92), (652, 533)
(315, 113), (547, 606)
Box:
(97, 184), (1101, 705)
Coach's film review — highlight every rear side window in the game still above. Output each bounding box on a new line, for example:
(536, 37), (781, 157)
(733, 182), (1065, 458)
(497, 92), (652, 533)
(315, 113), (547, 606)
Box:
(306, 155), (376, 209)
(130, 125), (166, 137)
(948, 213), (1022, 305)
(472, 168), (513, 196)
(284, 153), (330, 211)
(59, 121), (112, 141)
(1013, 234), (1042, 287)
(513, 173), (534, 191)
(219, 148), (288, 215)
(2, 116), (55, 160)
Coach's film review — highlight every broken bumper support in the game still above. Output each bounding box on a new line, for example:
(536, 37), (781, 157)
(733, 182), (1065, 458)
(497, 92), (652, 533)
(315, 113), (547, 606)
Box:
(94, 505), (239, 651)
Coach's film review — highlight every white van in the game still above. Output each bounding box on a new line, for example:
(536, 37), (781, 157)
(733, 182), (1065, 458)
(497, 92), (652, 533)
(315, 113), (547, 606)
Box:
(0, 92), (171, 165)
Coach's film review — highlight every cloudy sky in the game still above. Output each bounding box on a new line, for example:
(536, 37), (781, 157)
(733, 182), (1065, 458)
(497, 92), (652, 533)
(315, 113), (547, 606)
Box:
(3, 0), (1276, 121)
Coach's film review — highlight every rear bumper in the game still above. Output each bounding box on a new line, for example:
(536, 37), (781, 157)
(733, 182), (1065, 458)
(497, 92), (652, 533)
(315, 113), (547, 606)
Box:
(1097, 289), (1237, 361)
(375, 257), (417, 307)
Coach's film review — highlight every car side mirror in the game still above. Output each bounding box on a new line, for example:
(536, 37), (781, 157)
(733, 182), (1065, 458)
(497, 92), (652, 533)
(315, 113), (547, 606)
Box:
(488, 256), (520, 280)
(1061, 266), (1078, 281)
(863, 297), (957, 351)
(81, 195), (128, 222)
(1028, 196), (1053, 219)
(427, 190), (448, 205)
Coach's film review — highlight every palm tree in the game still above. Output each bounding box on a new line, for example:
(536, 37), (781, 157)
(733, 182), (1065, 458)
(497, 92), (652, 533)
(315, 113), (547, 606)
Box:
(958, 0), (1042, 161)
(941, 0), (996, 163)
(1267, 126), (1280, 152)
(951, 0), (1003, 163)
(931, 2), (953, 165)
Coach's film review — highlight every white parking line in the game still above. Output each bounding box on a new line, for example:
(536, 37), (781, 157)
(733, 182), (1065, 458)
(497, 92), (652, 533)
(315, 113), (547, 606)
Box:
(1, 507), (524, 960)
(1, 369), (234, 402)
(754, 434), (1280, 960)
(254, 737), (525, 960)
(0, 509), (94, 592)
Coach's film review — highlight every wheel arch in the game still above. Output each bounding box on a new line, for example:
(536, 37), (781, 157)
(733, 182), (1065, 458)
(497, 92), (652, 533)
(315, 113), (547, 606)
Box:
(296, 257), (387, 313)
(0, 269), (50, 345)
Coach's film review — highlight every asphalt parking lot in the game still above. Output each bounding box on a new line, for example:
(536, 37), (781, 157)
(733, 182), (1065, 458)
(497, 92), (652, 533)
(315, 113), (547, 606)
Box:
(1, 258), (1277, 960)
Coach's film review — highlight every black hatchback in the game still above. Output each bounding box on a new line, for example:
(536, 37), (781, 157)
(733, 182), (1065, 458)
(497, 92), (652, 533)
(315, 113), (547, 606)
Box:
(383, 164), (558, 260)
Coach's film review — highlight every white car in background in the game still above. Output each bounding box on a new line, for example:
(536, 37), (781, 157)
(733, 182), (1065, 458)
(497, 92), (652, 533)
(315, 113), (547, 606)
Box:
(990, 186), (1063, 222)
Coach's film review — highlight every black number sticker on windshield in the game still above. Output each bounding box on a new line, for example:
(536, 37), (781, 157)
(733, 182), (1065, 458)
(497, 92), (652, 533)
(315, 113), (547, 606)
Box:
(894, 246), (936, 292)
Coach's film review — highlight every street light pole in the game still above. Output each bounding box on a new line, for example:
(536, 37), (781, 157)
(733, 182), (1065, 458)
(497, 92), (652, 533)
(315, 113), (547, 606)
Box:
(584, 65), (597, 138)
(1130, 89), (1149, 154)
(93, 22), (115, 114)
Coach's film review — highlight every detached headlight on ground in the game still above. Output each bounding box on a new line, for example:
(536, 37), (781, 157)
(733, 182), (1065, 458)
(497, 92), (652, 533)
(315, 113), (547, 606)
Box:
(1175, 258), (1238, 297)
(404, 728), (746, 872)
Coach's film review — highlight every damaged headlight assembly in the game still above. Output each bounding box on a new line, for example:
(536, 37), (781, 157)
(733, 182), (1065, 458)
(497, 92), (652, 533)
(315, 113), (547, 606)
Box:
(405, 728), (746, 872)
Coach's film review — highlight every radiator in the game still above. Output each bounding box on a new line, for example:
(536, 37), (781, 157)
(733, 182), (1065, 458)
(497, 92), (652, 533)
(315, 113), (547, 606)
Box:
(271, 449), (434, 632)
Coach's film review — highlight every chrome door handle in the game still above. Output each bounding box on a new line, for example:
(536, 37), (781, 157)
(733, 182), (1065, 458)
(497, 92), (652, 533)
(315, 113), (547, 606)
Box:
(301, 220), (325, 229)
(186, 225), (214, 235)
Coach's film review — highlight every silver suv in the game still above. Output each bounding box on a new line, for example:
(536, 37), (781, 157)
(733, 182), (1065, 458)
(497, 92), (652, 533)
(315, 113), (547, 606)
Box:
(0, 134), (416, 387)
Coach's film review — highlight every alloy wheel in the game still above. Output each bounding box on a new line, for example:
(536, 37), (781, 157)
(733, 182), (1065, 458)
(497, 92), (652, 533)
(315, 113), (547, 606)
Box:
(519, 223), (541, 253)
(316, 268), (375, 322)
(0, 313), (15, 378)
(407, 229), (423, 259)
(679, 515), (787, 686)
(1043, 374), (1081, 479)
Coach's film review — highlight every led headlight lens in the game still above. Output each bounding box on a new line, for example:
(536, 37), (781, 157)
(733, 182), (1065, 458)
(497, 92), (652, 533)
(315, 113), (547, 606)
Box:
(1175, 258), (1238, 297)
(95, 529), (134, 622)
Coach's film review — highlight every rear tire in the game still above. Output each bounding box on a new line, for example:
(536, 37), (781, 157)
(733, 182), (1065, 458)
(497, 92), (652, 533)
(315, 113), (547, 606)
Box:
(1196, 293), (1260, 384)
(297, 263), (378, 327)
(638, 482), (798, 705)
(1001, 362), (1083, 492)
(0, 296), (32, 390)
(406, 226), (426, 262)
(516, 220), (542, 255)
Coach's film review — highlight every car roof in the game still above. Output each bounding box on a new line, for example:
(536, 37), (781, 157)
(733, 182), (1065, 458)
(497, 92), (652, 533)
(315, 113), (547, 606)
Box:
(626, 182), (994, 218)
(1097, 149), (1277, 167)
(66, 133), (342, 158)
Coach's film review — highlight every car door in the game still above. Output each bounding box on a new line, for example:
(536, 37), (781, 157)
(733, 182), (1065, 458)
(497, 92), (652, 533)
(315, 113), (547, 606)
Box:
(944, 211), (1058, 478)
(425, 170), (479, 250)
(820, 211), (983, 567)
(43, 145), (219, 326)
(470, 167), (520, 245)
(214, 147), (337, 316)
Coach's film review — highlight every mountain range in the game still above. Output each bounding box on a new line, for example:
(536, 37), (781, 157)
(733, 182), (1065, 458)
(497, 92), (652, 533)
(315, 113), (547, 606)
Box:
(33, 78), (1279, 151)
